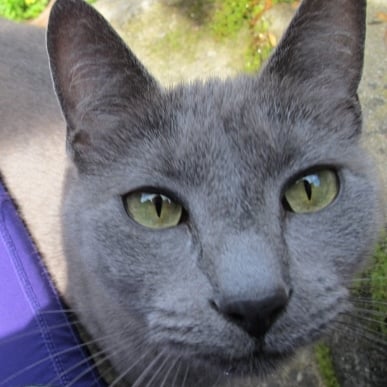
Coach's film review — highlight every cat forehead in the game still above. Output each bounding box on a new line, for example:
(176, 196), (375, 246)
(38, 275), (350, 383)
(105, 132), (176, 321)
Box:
(95, 74), (359, 195)
(149, 77), (352, 185)
(162, 79), (279, 183)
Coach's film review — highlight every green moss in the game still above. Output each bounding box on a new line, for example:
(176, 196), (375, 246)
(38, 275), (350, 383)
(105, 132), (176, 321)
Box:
(244, 15), (273, 72)
(162, 29), (192, 51)
(315, 343), (341, 387)
(145, 8), (204, 71)
(0, 0), (96, 21)
(352, 231), (387, 336)
(172, 0), (216, 25)
(146, 0), (298, 78)
(211, 0), (250, 38)
(315, 233), (386, 386)
(209, 0), (298, 72)
(369, 232), (387, 335)
(0, 0), (49, 21)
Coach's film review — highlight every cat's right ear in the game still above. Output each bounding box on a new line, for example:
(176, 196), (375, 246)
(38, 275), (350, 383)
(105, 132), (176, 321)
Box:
(47, 0), (159, 166)
(262, 0), (366, 98)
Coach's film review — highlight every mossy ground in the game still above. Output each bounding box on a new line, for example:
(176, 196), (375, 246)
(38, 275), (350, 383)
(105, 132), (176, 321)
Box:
(210, 0), (297, 72)
(314, 231), (387, 386)
(352, 231), (387, 335)
(0, 0), (49, 20)
(314, 343), (340, 387)
(0, 0), (96, 21)
(113, 0), (299, 84)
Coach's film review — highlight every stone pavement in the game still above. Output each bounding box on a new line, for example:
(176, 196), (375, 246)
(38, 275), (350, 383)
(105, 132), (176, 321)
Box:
(360, 0), (387, 216)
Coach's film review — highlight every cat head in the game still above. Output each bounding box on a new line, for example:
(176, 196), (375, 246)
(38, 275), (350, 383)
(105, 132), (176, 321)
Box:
(47, 0), (382, 384)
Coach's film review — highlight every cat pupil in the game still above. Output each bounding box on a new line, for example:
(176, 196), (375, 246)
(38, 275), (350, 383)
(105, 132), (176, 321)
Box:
(303, 180), (313, 201)
(154, 195), (163, 217)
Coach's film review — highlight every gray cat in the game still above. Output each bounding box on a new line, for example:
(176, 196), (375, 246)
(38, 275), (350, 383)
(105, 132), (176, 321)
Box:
(0, 0), (383, 385)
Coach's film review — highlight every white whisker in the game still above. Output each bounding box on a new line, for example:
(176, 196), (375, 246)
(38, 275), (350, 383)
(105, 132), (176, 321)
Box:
(160, 355), (179, 387)
(60, 330), (143, 387)
(349, 276), (387, 283)
(350, 297), (387, 306)
(1, 329), (120, 385)
(334, 320), (387, 348)
(171, 358), (182, 387)
(131, 349), (166, 387)
(351, 306), (387, 317)
(181, 363), (190, 387)
(109, 346), (155, 387)
(143, 353), (170, 387)
(0, 319), (81, 346)
(62, 346), (110, 387)
(343, 312), (387, 327)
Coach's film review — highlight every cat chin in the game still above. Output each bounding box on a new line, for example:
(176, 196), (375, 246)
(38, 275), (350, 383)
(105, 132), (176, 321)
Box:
(109, 340), (290, 385)
(178, 346), (290, 378)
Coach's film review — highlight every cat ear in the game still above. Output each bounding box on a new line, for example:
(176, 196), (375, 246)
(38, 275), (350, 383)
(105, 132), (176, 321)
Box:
(47, 0), (159, 164)
(262, 0), (366, 96)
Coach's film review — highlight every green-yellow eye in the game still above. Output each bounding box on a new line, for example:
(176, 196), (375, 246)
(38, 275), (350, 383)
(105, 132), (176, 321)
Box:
(283, 169), (339, 213)
(124, 192), (183, 229)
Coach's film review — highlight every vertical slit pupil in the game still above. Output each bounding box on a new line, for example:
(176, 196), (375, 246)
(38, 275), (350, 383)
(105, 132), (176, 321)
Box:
(303, 180), (312, 201)
(154, 195), (163, 217)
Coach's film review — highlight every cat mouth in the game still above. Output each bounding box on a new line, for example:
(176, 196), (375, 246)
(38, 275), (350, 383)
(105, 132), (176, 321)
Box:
(191, 350), (292, 382)
(162, 338), (293, 378)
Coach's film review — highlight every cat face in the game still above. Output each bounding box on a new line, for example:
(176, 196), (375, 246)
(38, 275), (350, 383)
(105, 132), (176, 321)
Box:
(47, 0), (382, 384)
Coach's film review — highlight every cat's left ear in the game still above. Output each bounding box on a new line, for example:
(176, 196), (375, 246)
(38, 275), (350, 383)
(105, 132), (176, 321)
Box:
(262, 0), (366, 97)
(47, 0), (160, 164)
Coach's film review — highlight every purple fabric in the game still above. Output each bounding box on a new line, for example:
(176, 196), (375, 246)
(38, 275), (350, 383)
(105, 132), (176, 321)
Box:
(0, 181), (106, 386)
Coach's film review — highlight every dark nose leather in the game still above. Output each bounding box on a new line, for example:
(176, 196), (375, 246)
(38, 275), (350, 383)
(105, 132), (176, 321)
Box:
(213, 289), (289, 339)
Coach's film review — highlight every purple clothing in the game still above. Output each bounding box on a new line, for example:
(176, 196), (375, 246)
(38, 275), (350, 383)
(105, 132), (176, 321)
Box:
(0, 181), (106, 386)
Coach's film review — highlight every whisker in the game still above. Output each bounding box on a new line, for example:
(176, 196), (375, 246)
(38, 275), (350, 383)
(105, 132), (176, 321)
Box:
(160, 355), (179, 387)
(349, 276), (387, 282)
(351, 306), (387, 317)
(350, 297), (387, 307)
(35, 308), (80, 315)
(143, 353), (170, 387)
(171, 358), (182, 387)
(62, 345), (112, 387)
(334, 320), (387, 349)
(0, 329), (121, 385)
(62, 328), (150, 387)
(336, 317), (385, 336)
(71, 329), (151, 387)
(51, 330), (137, 387)
(343, 312), (387, 327)
(131, 349), (166, 387)
(182, 363), (190, 387)
(97, 332), (154, 386)
(0, 319), (82, 346)
(109, 346), (156, 387)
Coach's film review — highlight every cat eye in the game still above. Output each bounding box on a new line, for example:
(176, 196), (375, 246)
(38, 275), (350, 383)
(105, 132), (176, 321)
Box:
(124, 191), (183, 229)
(283, 169), (339, 213)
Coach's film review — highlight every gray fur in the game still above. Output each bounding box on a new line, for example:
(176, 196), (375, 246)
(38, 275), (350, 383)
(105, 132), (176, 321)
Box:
(0, 0), (383, 385)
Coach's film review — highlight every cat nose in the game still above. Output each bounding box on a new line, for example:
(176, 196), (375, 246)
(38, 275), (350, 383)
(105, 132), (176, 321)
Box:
(211, 288), (289, 339)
